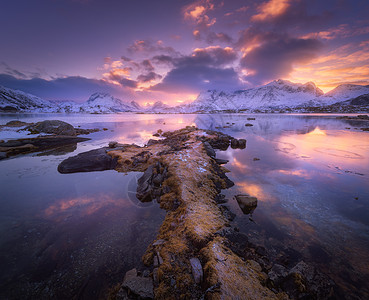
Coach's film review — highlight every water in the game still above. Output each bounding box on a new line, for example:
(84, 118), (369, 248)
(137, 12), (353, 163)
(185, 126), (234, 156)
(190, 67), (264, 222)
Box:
(0, 113), (368, 298)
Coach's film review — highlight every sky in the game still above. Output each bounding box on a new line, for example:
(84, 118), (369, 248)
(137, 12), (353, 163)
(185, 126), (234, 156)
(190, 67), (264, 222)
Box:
(0, 0), (369, 105)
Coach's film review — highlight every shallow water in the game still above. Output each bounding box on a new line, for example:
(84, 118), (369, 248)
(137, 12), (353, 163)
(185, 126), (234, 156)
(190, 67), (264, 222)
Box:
(0, 113), (368, 298)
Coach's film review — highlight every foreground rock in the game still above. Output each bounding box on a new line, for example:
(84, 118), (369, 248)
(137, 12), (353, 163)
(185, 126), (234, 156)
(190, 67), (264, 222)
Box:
(58, 127), (284, 299)
(235, 194), (258, 214)
(58, 148), (117, 173)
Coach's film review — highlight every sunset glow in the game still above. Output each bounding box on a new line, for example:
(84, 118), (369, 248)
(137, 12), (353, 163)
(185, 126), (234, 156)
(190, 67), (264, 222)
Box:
(0, 0), (368, 103)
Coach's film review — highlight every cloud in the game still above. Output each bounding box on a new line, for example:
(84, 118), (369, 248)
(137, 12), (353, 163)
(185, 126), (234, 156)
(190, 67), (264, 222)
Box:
(127, 39), (178, 55)
(137, 71), (162, 83)
(150, 46), (242, 93)
(141, 59), (155, 72)
(251, 0), (291, 22)
(0, 74), (134, 102)
(240, 35), (323, 85)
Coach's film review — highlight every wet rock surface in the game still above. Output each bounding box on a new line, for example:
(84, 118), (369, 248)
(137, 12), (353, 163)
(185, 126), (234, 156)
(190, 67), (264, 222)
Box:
(26, 120), (77, 136)
(58, 148), (117, 173)
(235, 194), (258, 214)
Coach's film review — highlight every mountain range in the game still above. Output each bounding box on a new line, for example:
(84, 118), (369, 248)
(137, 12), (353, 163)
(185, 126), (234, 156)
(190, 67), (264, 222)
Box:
(1, 79), (369, 114)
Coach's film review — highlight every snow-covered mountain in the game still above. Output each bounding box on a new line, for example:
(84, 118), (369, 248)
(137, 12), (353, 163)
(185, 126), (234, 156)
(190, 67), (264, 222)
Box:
(0, 85), (57, 112)
(79, 93), (141, 113)
(1, 80), (369, 114)
(182, 80), (369, 112)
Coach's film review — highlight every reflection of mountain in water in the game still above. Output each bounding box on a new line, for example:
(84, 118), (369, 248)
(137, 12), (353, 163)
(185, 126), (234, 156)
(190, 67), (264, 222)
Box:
(194, 114), (350, 136)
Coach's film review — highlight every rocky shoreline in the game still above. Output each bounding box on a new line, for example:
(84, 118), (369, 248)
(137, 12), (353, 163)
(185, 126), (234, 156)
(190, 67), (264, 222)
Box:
(0, 120), (103, 159)
(57, 126), (337, 299)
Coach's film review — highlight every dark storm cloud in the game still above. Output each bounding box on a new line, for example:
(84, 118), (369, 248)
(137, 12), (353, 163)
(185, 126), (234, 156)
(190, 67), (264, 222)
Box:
(141, 60), (155, 72)
(152, 55), (175, 66)
(151, 46), (241, 93)
(0, 74), (131, 102)
(137, 71), (162, 83)
(104, 71), (138, 88)
(240, 35), (323, 85)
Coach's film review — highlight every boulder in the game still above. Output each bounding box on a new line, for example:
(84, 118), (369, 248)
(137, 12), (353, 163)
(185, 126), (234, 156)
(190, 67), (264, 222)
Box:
(120, 268), (154, 299)
(203, 141), (216, 157)
(235, 194), (258, 214)
(230, 139), (246, 149)
(189, 258), (203, 284)
(245, 123), (253, 127)
(27, 120), (76, 136)
(58, 148), (117, 173)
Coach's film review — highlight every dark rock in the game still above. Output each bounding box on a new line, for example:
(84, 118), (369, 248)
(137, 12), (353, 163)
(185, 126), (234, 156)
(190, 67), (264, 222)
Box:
(26, 120), (76, 136)
(361, 127), (369, 131)
(214, 158), (228, 165)
(152, 133), (160, 137)
(136, 161), (167, 202)
(230, 139), (246, 149)
(120, 268), (154, 299)
(109, 141), (118, 148)
(215, 194), (228, 204)
(58, 148), (117, 173)
(268, 264), (288, 285)
(253, 157), (260, 161)
(203, 141), (216, 157)
(189, 258), (203, 284)
(247, 117), (256, 120)
(5, 120), (29, 127)
(219, 205), (236, 221)
(146, 139), (159, 146)
(245, 123), (254, 127)
(235, 194), (257, 214)
(74, 128), (100, 135)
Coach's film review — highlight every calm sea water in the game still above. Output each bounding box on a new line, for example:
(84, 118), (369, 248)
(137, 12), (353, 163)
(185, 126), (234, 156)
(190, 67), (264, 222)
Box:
(0, 113), (368, 299)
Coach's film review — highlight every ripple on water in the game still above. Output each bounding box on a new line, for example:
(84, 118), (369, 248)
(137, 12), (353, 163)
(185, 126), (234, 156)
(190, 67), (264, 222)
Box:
(314, 147), (364, 159)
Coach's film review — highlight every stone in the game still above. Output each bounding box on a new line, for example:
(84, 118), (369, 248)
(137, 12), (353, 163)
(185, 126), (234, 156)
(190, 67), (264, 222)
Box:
(136, 162), (166, 202)
(235, 194), (258, 214)
(146, 139), (159, 146)
(268, 264), (288, 284)
(253, 157), (260, 161)
(214, 158), (229, 165)
(245, 123), (253, 127)
(219, 205), (236, 221)
(230, 139), (246, 149)
(247, 117), (255, 120)
(108, 141), (118, 148)
(121, 268), (154, 299)
(5, 120), (29, 127)
(203, 141), (216, 157)
(58, 148), (117, 173)
(27, 120), (76, 136)
(189, 258), (203, 284)
(215, 194), (228, 204)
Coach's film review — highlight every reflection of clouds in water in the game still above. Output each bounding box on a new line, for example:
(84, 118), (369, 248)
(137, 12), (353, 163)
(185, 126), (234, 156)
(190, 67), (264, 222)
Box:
(44, 194), (132, 221)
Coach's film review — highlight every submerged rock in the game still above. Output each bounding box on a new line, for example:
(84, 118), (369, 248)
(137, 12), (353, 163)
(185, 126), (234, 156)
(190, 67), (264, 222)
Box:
(235, 194), (258, 214)
(58, 148), (117, 173)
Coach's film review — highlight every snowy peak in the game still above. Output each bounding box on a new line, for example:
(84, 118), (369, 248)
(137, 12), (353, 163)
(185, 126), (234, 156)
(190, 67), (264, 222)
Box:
(266, 79), (324, 97)
(325, 84), (369, 101)
(82, 93), (138, 113)
(0, 85), (56, 112)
